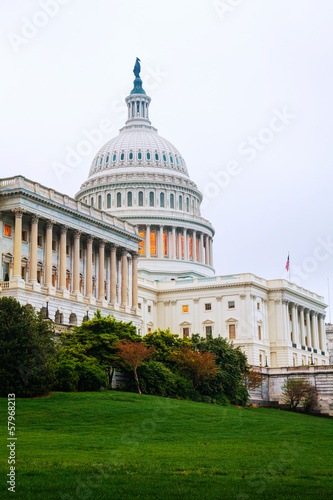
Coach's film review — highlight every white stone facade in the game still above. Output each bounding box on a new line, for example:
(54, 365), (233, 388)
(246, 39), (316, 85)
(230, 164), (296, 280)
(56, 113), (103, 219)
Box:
(0, 66), (330, 368)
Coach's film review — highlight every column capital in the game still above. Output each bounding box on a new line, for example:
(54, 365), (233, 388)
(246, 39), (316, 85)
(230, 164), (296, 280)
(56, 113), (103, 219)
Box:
(45, 220), (55, 229)
(87, 235), (94, 243)
(31, 215), (39, 224)
(99, 239), (107, 248)
(12, 208), (25, 219)
(73, 230), (82, 239)
(298, 305), (304, 311)
(131, 251), (139, 260)
(282, 299), (289, 305)
(110, 243), (118, 252)
(121, 248), (129, 257)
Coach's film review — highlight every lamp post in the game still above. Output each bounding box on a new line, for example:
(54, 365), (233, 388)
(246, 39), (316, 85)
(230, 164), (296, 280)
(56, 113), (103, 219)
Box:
(85, 306), (89, 321)
(45, 297), (49, 319)
(311, 353), (314, 365)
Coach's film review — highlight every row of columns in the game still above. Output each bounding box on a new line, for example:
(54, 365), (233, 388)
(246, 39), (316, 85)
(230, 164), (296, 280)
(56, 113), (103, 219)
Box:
(11, 210), (139, 309)
(143, 225), (213, 266)
(284, 301), (326, 352)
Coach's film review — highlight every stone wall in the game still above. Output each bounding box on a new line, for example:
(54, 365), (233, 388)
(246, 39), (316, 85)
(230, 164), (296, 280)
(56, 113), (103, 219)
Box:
(249, 365), (333, 416)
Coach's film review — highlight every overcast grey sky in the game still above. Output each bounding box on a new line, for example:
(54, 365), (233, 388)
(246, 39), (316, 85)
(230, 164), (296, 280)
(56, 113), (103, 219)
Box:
(1, 0), (333, 315)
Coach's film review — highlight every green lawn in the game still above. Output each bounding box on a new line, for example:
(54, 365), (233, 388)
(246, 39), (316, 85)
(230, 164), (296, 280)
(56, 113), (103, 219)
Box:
(0, 392), (332, 499)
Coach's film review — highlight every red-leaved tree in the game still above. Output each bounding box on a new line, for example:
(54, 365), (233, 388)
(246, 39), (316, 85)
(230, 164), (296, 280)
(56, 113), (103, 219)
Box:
(171, 346), (218, 389)
(116, 341), (155, 394)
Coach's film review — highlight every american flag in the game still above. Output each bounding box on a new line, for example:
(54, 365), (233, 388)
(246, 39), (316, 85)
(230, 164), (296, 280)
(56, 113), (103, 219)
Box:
(285, 254), (290, 272)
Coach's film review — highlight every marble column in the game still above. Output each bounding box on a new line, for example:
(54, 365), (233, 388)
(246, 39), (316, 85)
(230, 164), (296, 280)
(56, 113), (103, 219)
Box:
(204, 235), (209, 265)
(98, 240), (105, 301)
(200, 233), (204, 263)
(177, 230), (181, 259)
(59, 226), (67, 290)
(110, 244), (117, 303)
(44, 221), (53, 286)
(121, 250), (128, 307)
(299, 307), (306, 346)
(29, 215), (39, 282)
(305, 309), (311, 347)
(145, 225), (150, 258)
(13, 209), (24, 279)
(311, 312), (317, 349)
(172, 226), (176, 259)
(192, 230), (197, 261)
(313, 312), (320, 350)
(132, 253), (138, 309)
(86, 236), (93, 297)
(158, 225), (164, 258)
(183, 228), (187, 260)
(73, 231), (81, 293)
(209, 237), (214, 267)
(318, 314), (326, 352)
(290, 303), (297, 344)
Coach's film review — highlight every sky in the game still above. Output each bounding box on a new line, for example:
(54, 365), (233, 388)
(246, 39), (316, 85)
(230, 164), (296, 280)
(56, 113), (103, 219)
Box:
(1, 0), (333, 317)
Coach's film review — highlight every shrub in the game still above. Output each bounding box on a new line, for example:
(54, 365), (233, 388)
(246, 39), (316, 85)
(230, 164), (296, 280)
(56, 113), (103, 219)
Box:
(282, 378), (318, 410)
(54, 359), (79, 392)
(76, 362), (106, 392)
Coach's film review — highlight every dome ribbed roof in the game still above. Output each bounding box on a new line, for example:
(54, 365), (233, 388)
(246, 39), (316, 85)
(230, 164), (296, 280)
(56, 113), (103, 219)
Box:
(88, 128), (189, 178)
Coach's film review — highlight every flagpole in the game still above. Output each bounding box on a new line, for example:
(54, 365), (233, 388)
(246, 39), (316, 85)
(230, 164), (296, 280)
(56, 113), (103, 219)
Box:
(328, 278), (331, 324)
(288, 251), (290, 282)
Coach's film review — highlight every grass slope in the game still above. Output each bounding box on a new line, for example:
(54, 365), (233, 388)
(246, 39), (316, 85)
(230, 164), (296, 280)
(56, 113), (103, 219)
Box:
(0, 392), (332, 499)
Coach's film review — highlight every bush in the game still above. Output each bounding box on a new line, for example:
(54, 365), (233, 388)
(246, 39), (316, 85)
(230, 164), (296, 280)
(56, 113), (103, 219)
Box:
(282, 378), (318, 411)
(0, 297), (56, 397)
(76, 362), (106, 392)
(54, 359), (79, 392)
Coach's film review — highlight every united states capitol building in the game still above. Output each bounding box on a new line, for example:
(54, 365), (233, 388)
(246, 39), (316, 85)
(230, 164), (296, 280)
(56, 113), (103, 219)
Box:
(0, 61), (329, 369)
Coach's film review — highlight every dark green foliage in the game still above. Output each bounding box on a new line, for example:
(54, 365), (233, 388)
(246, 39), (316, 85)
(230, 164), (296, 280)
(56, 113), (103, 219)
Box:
(0, 297), (56, 397)
(54, 358), (79, 392)
(192, 334), (249, 404)
(143, 328), (192, 368)
(125, 360), (193, 398)
(75, 362), (106, 392)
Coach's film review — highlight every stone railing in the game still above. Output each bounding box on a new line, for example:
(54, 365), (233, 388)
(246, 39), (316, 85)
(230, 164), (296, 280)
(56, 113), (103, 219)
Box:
(0, 176), (138, 236)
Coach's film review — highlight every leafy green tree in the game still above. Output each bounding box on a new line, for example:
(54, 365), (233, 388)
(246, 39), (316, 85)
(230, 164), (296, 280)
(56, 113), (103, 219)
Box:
(0, 297), (56, 397)
(58, 311), (140, 387)
(143, 329), (192, 368)
(191, 334), (249, 404)
(282, 378), (319, 411)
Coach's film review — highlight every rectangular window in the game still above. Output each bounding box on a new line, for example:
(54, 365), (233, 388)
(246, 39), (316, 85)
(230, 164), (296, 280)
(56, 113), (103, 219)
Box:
(293, 354), (297, 367)
(206, 325), (212, 337)
(37, 270), (42, 284)
(66, 244), (70, 256)
(147, 327), (152, 334)
(183, 328), (189, 338)
(205, 303), (212, 311)
(148, 305), (152, 313)
(182, 305), (189, 313)
(258, 325), (262, 340)
(257, 302), (260, 310)
(259, 353), (263, 367)
(22, 230), (28, 243)
(4, 224), (11, 237)
(138, 303), (142, 309)
(52, 239), (57, 252)
(228, 301), (235, 309)
(37, 234), (42, 247)
(229, 324), (236, 340)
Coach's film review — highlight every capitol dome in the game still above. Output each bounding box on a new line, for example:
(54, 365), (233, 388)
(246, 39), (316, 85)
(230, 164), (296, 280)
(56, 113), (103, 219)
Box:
(76, 61), (215, 279)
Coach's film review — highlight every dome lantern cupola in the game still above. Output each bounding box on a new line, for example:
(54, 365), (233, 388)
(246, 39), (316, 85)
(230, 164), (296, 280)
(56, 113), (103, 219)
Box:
(125, 57), (152, 128)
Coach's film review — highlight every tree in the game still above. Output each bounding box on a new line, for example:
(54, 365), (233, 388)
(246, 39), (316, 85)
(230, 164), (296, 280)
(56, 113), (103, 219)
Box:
(143, 328), (192, 368)
(282, 378), (318, 410)
(243, 366), (266, 392)
(191, 334), (249, 404)
(171, 346), (218, 389)
(0, 297), (56, 397)
(116, 341), (155, 394)
(59, 312), (140, 388)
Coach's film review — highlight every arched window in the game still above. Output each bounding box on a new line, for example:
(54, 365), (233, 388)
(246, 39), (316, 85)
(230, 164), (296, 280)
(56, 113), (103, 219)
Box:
(121, 153), (125, 161)
(149, 192), (154, 207)
(170, 156), (174, 164)
(139, 229), (145, 255)
(138, 191), (144, 207)
(129, 152), (133, 160)
(163, 154), (167, 162)
(150, 232), (156, 255)
(100, 157), (103, 165)
(117, 192), (121, 207)
(106, 156), (109, 163)
(186, 197), (189, 212)
(113, 154), (117, 162)
(107, 194), (111, 209)
(91, 197), (94, 207)
(163, 232), (168, 256)
(179, 195), (182, 211)
(176, 157), (179, 165)
(127, 192), (132, 207)
(160, 192), (165, 208)
(147, 152), (151, 160)
(155, 153), (159, 161)
(138, 152), (142, 160)
(170, 193), (174, 209)
(98, 195), (102, 210)
(95, 158), (98, 167)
